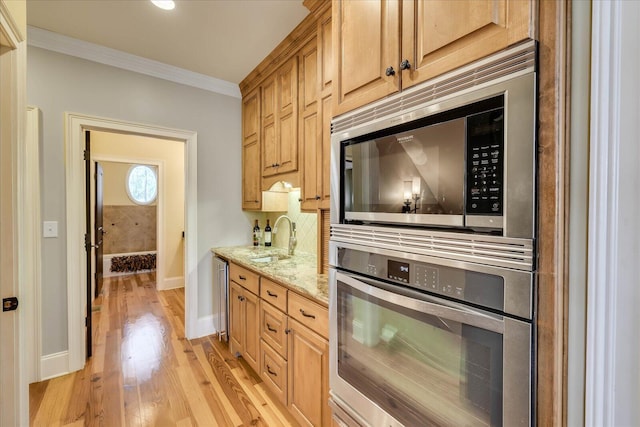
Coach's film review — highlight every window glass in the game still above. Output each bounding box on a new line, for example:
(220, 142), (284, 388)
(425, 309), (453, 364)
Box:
(126, 165), (157, 205)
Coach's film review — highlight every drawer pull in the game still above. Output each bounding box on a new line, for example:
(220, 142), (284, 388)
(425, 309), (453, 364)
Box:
(299, 309), (316, 319)
(266, 323), (277, 333)
(266, 290), (278, 298)
(238, 275), (246, 280)
(267, 365), (277, 376)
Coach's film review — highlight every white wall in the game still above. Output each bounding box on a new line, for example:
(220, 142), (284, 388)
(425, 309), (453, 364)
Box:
(28, 46), (252, 356)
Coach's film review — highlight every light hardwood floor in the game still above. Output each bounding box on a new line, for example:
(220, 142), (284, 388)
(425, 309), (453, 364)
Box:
(29, 273), (300, 427)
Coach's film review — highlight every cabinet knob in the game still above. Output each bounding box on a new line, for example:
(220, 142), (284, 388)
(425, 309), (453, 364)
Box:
(315, 195), (321, 200)
(285, 328), (291, 334)
(298, 198), (303, 202)
(385, 66), (396, 77)
(400, 59), (411, 70)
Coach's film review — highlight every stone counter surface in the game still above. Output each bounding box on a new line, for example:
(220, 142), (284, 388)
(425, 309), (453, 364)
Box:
(212, 246), (328, 306)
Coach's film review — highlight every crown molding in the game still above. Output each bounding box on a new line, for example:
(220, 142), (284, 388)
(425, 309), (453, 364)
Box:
(27, 26), (241, 99)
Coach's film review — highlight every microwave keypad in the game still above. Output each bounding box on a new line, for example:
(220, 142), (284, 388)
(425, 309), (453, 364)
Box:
(466, 109), (504, 216)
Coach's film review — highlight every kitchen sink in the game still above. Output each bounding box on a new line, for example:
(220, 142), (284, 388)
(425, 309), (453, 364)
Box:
(250, 255), (290, 263)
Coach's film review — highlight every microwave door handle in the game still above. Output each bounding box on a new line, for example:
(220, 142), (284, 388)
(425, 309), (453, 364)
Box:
(337, 271), (505, 334)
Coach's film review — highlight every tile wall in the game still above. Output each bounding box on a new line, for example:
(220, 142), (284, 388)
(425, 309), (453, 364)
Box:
(244, 189), (318, 255)
(266, 189), (317, 254)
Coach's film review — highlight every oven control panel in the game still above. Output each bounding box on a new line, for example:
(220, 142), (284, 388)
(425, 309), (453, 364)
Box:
(337, 246), (505, 311)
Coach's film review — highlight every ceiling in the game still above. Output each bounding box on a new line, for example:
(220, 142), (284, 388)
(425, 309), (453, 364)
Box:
(26, 0), (310, 84)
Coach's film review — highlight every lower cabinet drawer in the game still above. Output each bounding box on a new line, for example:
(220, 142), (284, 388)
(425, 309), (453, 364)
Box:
(260, 339), (288, 405)
(260, 300), (288, 359)
(229, 262), (260, 295)
(288, 291), (329, 339)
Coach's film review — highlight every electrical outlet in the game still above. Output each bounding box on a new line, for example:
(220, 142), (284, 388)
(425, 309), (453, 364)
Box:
(43, 221), (58, 238)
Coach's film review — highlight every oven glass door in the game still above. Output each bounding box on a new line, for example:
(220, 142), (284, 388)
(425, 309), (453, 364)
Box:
(332, 271), (531, 427)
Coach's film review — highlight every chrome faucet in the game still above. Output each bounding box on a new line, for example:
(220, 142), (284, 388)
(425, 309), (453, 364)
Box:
(273, 215), (297, 255)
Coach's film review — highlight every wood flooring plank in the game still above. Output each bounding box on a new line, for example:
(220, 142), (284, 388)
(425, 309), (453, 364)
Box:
(103, 329), (126, 427)
(192, 343), (243, 427)
(255, 382), (301, 427)
(176, 364), (220, 427)
(62, 419), (85, 427)
(202, 339), (267, 426)
(62, 358), (92, 425)
(31, 372), (76, 426)
(30, 272), (298, 427)
(29, 380), (49, 426)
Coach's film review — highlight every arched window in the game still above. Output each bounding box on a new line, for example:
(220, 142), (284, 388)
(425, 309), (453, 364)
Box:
(126, 165), (157, 205)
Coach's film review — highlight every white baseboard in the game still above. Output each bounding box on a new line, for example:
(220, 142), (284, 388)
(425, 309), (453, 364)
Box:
(193, 315), (217, 339)
(40, 351), (69, 381)
(161, 276), (184, 290)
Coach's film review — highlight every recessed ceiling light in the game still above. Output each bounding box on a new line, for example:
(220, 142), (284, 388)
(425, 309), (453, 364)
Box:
(151, 0), (175, 10)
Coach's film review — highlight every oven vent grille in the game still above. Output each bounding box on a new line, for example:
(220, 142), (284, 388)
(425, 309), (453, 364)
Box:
(332, 40), (536, 134)
(331, 224), (534, 271)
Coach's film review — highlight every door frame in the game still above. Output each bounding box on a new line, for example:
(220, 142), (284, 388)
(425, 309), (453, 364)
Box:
(65, 113), (198, 372)
(0, 1), (28, 424)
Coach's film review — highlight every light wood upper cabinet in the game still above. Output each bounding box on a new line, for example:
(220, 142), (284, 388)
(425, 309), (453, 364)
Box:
(332, 0), (400, 116)
(242, 88), (262, 210)
(262, 57), (299, 177)
(333, 0), (534, 115)
(302, 9), (333, 211)
(401, 0), (533, 89)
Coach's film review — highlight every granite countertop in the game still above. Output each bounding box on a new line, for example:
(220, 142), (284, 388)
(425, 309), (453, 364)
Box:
(212, 246), (328, 306)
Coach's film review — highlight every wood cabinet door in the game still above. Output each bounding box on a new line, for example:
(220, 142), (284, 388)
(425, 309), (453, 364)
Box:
(288, 318), (329, 427)
(275, 57), (299, 174)
(243, 289), (261, 373)
(262, 57), (299, 177)
(262, 76), (278, 176)
(333, 0), (400, 116)
(302, 11), (333, 211)
(300, 36), (321, 210)
(319, 10), (333, 209)
(229, 281), (245, 356)
(243, 88), (260, 146)
(242, 88), (262, 210)
(401, 0), (533, 89)
(242, 137), (261, 210)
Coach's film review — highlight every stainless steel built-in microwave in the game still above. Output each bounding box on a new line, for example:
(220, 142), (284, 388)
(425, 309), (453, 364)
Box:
(330, 69), (537, 240)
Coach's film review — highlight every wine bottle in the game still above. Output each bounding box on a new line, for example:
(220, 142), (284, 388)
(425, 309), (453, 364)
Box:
(264, 219), (272, 247)
(253, 220), (260, 246)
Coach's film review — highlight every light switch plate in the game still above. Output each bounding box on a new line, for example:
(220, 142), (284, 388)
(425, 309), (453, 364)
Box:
(43, 221), (58, 238)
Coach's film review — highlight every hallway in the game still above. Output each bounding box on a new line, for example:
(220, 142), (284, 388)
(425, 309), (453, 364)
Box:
(29, 273), (299, 426)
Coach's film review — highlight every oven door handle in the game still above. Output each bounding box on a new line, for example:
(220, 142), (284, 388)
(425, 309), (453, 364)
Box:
(336, 271), (505, 334)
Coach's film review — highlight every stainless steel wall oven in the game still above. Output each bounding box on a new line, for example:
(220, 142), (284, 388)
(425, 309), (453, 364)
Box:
(329, 41), (537, 427)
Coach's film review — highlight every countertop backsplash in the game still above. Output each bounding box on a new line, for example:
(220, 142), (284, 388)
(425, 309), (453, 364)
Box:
(243, 189), (318, 255)
(266, 189), (317, 254)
